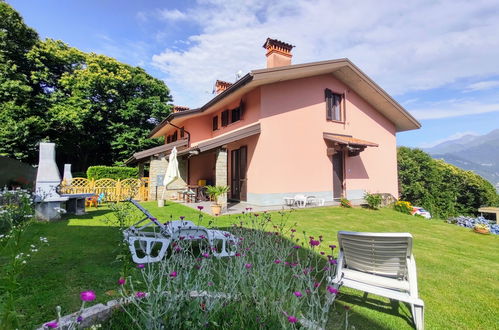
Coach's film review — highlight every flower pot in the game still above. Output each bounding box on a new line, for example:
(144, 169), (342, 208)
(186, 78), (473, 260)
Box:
(473, 227), (490, 235)
(157, 199), (165, 208)
(211, 204), (222, 216)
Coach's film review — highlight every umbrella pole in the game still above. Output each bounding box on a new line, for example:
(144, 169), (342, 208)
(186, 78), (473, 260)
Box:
(161, 184), (167, 200)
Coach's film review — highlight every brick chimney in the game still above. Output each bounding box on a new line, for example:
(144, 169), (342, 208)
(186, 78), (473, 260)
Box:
(214, 80), (233, 94)
(173, 105), (190, 113)
(262, 38), (294, 68)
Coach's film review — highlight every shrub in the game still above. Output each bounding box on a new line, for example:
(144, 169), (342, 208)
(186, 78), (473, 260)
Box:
(364, 192), (382, 210)
(340, 198), (352, 208)
(72, 171), (87, 178)
(447, 215), (499, 235)
(86, 166), (138, 180)
(394, 200), (412, 214)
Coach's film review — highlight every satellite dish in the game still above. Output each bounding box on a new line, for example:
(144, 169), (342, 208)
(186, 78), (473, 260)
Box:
(235, 70), (243, 80)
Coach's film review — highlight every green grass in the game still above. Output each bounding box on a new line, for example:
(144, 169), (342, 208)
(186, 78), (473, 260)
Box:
(4, 202), (499, 329)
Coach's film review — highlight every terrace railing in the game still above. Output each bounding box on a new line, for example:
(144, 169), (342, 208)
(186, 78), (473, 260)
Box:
(60, 177), (149, 202)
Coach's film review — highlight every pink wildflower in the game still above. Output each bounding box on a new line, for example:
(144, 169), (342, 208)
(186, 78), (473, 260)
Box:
(245, 263), (252, 269)
(45, 321), (58, 328)
(288, 316), (298, 323)
(137, 264), (145, 269)
(327, 286), (339, 294)
(202, 253), (210, 258)
(80, 290), (96, 302)
(274, 259), (281, 264)
(169, 271), (177, 278)
(118, 278), (126, 285)
(197, 206), (204, 210)
(136, 291), (146, 298)
(293, 245), (300, 249)
(293, 291), (303, 297)
(309, 239), (320, 246)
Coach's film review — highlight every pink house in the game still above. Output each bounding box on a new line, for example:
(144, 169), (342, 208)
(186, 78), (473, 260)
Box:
(128, 38), (421, 206)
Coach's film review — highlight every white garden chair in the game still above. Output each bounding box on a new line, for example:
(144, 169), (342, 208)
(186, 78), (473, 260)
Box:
(329, 231), (424, 330)
(293, 194), (307, 208)
(123, 200), (238, 264)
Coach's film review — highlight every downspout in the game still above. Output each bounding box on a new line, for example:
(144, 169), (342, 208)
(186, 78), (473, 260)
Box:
(166, 120), (191, 146)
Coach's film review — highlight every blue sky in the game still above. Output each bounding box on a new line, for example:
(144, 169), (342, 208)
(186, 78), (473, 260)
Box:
(8, 0), (499, 148)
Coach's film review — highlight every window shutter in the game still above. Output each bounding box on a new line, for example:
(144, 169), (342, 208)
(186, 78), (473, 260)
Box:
(325, 89), (333, 120)
(167, 135), (171, 144)
(221, 110), (229, 126)
(172, 131), (178, 142)
(333, 94), (342, 121)
(180, 127), (185, 138)
(212, 116), (218, 131)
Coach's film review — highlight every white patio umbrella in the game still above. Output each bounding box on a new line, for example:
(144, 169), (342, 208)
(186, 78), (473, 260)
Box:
(161, 147), (180, 200)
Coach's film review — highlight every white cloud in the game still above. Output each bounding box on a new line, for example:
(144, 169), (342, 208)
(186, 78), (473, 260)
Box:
(464, 80), (499, 92)
(158, 9), (187, 21)
(409, 99), (499, 120)
(149, 0), (499, 107)
(418, 131), (479, 148)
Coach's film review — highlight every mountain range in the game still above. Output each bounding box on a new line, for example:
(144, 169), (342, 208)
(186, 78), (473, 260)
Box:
(423, 129), (499, 192)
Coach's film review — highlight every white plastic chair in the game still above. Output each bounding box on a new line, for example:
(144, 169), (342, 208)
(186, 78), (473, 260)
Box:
(294, 194), (307, 208)
(123, 200), (238, 263)
(329, 231), (424, 330)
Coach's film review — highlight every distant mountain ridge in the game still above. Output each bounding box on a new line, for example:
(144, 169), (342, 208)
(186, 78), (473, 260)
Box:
(423, 129), (499, 192)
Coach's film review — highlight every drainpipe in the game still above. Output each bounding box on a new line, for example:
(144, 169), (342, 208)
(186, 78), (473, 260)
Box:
(166, 120), (191, 146)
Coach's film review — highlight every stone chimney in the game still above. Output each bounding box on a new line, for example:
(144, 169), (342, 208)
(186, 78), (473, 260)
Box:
(214, 80), (233, 94)
(173, 105), (190, 113)
(262, 38), (294, 68)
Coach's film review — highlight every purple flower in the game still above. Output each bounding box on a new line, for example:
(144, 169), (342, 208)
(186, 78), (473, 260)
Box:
(327, 286), (339, 294)
(45, 322), (58, 328)
(77, 316), (83, 323)
(245, 263), (252, 269)
(293, 291), (303, 297)
(136, 291), (146, 298)
(197, 206), (204, 210)
(291, 229), (296, 233)
(180, 216), (185, 220)
(202, 253), (210, 258)
(80, 290), (96, 302)
(274, 259), (281, 264)
(169, 271), (177, 278)
(179, 236), (185, 240)
(208, 281), (214, 286)
(118, 278), (126, 285)
(314, 282), (320, 288)
(288, 316), (298, 323)
(293, 245), (300, 249)
(329, 244), (337, 250)
(344, 305), (351, 311)
(137, 264), (145, 269)
(320, 251), (325, 255)
(309, 239), (320, 246)
(235, 252), (241, 257)
(329, 259), (337, 265)
(174, 246), (182, 252)
(199, 235), (206, 239)
(254, 213), (259, 217)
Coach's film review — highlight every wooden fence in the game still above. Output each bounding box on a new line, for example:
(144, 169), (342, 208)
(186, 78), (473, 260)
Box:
(60, 177), (149, 202)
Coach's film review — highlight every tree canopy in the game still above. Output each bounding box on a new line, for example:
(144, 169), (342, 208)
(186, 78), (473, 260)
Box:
(0, 1), (171, 170)
(398, 147), (499, 218)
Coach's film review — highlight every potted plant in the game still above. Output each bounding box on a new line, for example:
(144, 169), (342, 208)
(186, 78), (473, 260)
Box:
(473, 223), (490, 235)
(205, 185), (230, 216)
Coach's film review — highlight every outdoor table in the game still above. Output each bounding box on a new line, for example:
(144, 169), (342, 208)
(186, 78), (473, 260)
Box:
(478, 207), (499, 224)
(283, 197), (294, 206)
(187, 185), (207, 202)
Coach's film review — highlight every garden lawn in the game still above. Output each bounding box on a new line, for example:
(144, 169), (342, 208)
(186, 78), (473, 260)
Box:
(7, 202), (499, 329)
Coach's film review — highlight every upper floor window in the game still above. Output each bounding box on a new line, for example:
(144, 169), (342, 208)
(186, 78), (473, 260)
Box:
(171, 130), (178, 142)
(166, 135), (171, 144)
(231, 106), (241, 123)
(325, 89), (343, 122)
(221, 110), (229, 127)
(180, 127), (185, 138)
(213, 116), (218, 131)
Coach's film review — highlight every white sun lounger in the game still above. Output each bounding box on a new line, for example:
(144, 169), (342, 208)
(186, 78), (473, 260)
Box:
(123, 200), (238, 263)
(329, 231), (424, 330)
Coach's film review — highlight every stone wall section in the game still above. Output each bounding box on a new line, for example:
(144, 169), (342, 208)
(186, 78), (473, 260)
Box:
(215, 148), (228, 209)
(149, 156), (188, 200)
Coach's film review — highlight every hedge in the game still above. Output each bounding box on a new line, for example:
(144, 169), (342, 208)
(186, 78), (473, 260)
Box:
(86, 166), (138, 180)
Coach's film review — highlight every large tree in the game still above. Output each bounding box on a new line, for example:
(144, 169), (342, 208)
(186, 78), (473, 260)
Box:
(0, 2), (172, 170)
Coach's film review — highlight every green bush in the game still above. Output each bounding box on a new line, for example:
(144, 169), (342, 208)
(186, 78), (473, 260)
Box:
(340, 197), (352, 208)
(364, 192), (382, 210)
(86, 166), (138, 180)
(397, 147), (499, 218)
(72, 171), (87, 178)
